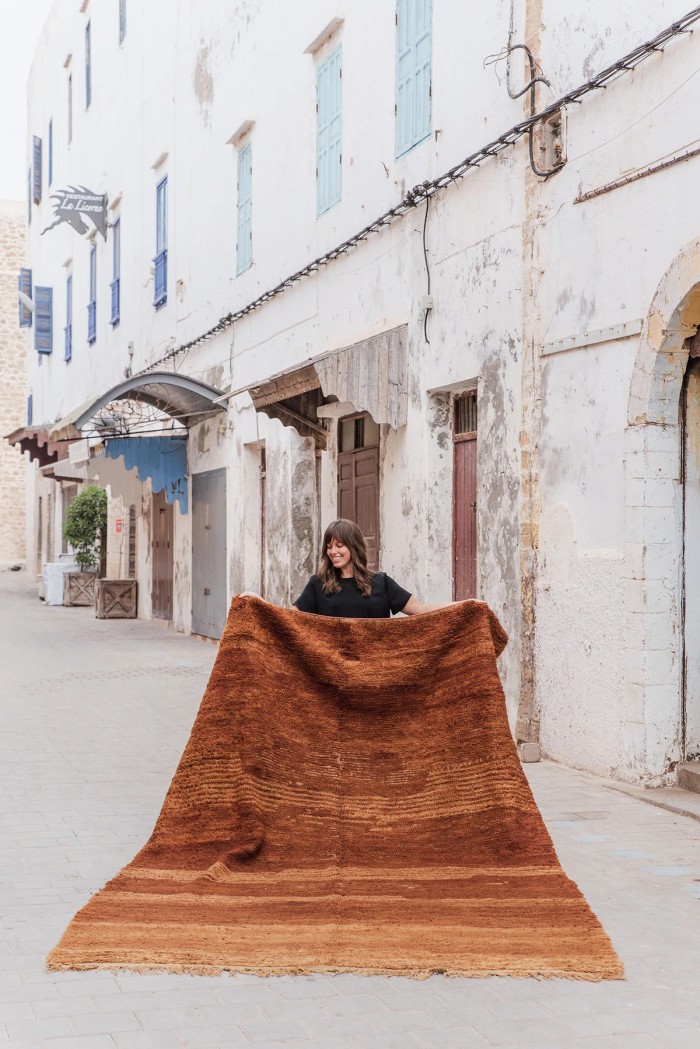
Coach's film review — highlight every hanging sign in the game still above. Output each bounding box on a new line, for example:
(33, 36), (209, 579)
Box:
(41, 186), (108, 239)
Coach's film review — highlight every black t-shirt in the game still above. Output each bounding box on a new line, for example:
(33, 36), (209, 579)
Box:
(293, 572), (411, 619)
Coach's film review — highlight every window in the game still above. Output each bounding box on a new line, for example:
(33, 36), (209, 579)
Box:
(87, 243), (96, 343)
(32, 136), (42, 204)
(110, 218), (120, 324)
(27, 394), (33, 426)
(68, 73), (73, 144)
(35, 287), (53, 355)
(119, 0), (126, 43)
(65, 273), (72, 361)
(316, 46), (342, 215)
(395, 0), (432, 157)
(85, 22), (92, 108)
(48, 120), (53, 186)
(27, 167), (32, 224)
(154, 177), (167, 307)
(19, 268), (33, 328)
(236, 142), (252, 274)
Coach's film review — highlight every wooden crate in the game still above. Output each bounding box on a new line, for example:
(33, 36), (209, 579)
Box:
(95, 579), (137, 619)
(64, 572), (96, 606)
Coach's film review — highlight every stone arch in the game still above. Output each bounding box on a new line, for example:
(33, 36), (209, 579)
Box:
(624, 240), (700, 782)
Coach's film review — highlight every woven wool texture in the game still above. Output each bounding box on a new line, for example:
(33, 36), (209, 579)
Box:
(48, 596), (623, 979)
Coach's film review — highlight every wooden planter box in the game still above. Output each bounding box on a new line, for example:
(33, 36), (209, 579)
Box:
(63, 571), (97, 607)
(95, 579), (138, 619)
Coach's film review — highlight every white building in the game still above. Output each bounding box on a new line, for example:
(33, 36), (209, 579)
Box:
(12, 0), (700, 790)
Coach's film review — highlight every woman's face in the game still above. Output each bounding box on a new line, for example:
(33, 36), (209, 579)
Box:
(326, 538), (352, 574)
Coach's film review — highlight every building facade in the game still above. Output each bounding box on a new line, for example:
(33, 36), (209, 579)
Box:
(14, 0), (700, 786)
(0, 201), (27, 563)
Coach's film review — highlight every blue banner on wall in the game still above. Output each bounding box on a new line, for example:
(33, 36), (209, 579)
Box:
(105, 436), (188, 513)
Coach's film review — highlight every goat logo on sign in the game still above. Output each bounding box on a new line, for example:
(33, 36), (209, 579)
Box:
(41, 186), (108, 239)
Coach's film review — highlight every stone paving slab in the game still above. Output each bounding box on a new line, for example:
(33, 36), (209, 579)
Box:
(1, 569), (699, 1048)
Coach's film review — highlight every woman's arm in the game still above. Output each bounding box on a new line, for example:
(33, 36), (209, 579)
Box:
(401, 595), (454, 616)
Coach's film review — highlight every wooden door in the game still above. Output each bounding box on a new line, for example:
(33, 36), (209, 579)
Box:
(453, 392), (478, 600)
(151, 489), (173, 620)
(337, 446), (380, 571)
(191, 469), (227, 639)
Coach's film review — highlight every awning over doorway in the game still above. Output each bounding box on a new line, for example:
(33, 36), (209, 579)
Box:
(48, 372), (226, 442)
(5, 426), (64, 467)
(104, 436), (188, 513)
(241, 325), (408, 442)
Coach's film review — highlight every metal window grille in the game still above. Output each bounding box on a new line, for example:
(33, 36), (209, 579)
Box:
(454, 391), (477, 435)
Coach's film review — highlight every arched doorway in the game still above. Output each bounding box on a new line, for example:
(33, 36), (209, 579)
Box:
(681, 351), (700, 768)
(626, 242), (700, 782)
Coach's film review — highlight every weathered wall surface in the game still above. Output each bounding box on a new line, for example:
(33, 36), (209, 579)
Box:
(0, 201), (27, 563)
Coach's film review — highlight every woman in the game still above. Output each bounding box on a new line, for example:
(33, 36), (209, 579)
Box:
(293, 518), (451, 619)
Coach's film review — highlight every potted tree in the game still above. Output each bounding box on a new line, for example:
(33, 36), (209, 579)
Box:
(62, 485), (107, 606)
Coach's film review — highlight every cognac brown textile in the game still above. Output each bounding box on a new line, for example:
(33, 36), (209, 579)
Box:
(48, 596), (623, 979)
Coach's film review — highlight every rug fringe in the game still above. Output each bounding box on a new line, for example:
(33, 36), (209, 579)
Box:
(46, 954), (624, 981)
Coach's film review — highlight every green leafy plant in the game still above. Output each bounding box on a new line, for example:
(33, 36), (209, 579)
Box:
(62, 486), (107, 573)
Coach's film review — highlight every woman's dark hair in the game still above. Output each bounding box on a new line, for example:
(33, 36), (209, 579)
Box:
(318, 519), (372, 597)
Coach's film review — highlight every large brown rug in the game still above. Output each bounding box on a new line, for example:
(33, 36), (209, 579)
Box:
(48, 596), (622, 979)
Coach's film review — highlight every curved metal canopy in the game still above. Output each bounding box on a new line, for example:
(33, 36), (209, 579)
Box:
(49, 372), (226, 441)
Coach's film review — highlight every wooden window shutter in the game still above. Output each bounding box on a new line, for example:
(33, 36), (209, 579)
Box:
(34, 286), (53, 355)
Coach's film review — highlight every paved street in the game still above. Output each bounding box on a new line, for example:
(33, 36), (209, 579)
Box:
(1, 568), (698, 1049)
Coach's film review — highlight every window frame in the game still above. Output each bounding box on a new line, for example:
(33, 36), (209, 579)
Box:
(65, 272), (73, 362)
(236, 142), (253, 275)
(87, 243), (97, 344)
(395, 0), (433, 158)
(154, 176), (168, 307)
(85, 21), (92, 109)
(110, 217), (121, 325)
(316, 45), (342, 216)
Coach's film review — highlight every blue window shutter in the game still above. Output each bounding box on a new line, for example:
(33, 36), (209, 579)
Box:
(48, 121), (53, 186)
(154, 178), (168, 306)
(85, 22), (92, 108)
(32, 136), (42, 204)
(65, 274), (73, 361)
(395, 0), (432, 156)
(88, 244), (97, 342)
(35, 287), (53, 355)
(237, 143), (252, 274)
(111, 218), (121, 324)
(19, 268), (33, 328)
(317, 47), (342, 216)
(396, 0), (414, 157)
(27, 394), (33, 426)
(27, 168), (32, 224)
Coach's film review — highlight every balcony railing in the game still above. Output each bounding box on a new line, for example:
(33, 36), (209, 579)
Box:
(110, 278), (120, 325)
(87, 300), (96, 344)
(153, 250), (167, 308)
(64, 323), (72, 362)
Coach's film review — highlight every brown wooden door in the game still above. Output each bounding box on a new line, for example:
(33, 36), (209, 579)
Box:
(453, 392), (478, 600)
(151, 489), (173, 619)
(337, 446), (380, 570)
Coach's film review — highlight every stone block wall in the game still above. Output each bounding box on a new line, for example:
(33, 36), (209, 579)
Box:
(0, 201), (27, 563)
